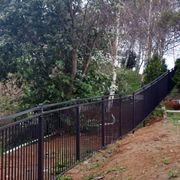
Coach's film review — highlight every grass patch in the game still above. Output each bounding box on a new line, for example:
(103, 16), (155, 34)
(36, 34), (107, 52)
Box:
(167, 113), (180, 127)
(84, 175), (96, 180)
(57, 176), (72, 180)
(89, 162), (101, 170)
(162, 158), (170, 165)
(167, 170), (178, 179)
(105, 166), (126, 174)
(142, 105), (165, 126)
(55, 160), (70, 175)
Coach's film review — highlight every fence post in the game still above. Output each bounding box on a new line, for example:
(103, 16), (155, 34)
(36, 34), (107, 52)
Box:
(167, 70), (171, 93)
(132, 93), (135, 133)
(118, 95), (122, 138)
(38, 103), (44, 180)
(76, 97), (80, 161)
(101, 96), (105, 147)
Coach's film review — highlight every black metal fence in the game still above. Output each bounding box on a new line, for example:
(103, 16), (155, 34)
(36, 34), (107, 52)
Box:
(0, 68), (176, 180)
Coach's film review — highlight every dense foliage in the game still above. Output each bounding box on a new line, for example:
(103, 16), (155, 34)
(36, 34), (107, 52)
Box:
(116, 69), (141, 95)
(0, 0), (112, 108)
(143, 55), (167, 85)
(0, 0), (179, 111)
(174, 58), (180, 92)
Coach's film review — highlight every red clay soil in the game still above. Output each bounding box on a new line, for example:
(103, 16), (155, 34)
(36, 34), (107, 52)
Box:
(65, 119), (180, 180)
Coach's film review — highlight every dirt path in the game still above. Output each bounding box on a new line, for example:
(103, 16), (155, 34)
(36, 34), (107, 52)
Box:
(65, 119), (180, 180)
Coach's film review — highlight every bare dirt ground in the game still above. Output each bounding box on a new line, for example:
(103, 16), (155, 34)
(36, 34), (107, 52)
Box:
(65, 118), (180, 180)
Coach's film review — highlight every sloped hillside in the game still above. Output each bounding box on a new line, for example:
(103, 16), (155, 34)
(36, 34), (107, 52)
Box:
(65, 118), (180, 180)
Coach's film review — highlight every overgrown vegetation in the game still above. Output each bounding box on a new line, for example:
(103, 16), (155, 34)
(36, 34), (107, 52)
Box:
(143, 55), (167, 85)
(0, 95), (17, 116)
(116, 69), (141, 95)
(167, 113), (180, 127)
(173, 58), (180, 93)
(0, 1), (179, 114)
(55, 160), (70, 175)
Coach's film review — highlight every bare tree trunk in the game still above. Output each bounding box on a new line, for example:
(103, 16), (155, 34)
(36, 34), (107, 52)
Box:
(145, 0), (153, 67)
(136, 41), (142, 72)
(109, 40), (118, 97)
(138, 46), (146, 74)
(159, 38), (165, 59)
(109, 12), (120, 98)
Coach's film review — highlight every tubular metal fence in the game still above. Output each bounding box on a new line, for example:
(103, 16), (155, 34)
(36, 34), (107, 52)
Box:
(0, 68), (176, 180)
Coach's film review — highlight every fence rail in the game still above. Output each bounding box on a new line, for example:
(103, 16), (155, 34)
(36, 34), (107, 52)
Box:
(0, 68), (176, 180)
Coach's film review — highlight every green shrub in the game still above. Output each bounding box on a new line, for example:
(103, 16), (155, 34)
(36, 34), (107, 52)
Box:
(0, 95), (19, 117)
(116, 69), (141, 95)
(143, 55), (167, 85)
(167, 170), (178, 179)
(151, 107), (165, 118)
(174, 58), (180, 93)
(55, 160), (69, 175)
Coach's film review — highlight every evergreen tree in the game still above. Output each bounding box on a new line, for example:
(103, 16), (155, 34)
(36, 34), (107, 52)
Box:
(143, 55), (167, 84)
(174, 58), (180, 92)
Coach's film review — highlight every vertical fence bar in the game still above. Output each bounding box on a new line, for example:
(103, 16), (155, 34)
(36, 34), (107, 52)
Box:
(38, 104), (44, 180)
(132, 93), (135, 133)
(1, 130), (4, 180)
(167, 70), (171, 93)
(101, 96), (105, 147)
(118, 95), (122, 138)
(143, 88), (146, 127)
(142, 86), (146, 127)
(76, 97), (80, 161)
(4, 129), (7, 179)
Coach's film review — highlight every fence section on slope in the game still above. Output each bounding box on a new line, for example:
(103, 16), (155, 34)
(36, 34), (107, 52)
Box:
(0, 68), (176, 180)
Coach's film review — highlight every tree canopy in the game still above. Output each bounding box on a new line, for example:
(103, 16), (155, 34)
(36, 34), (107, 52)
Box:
(0, 0), (179, 109)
